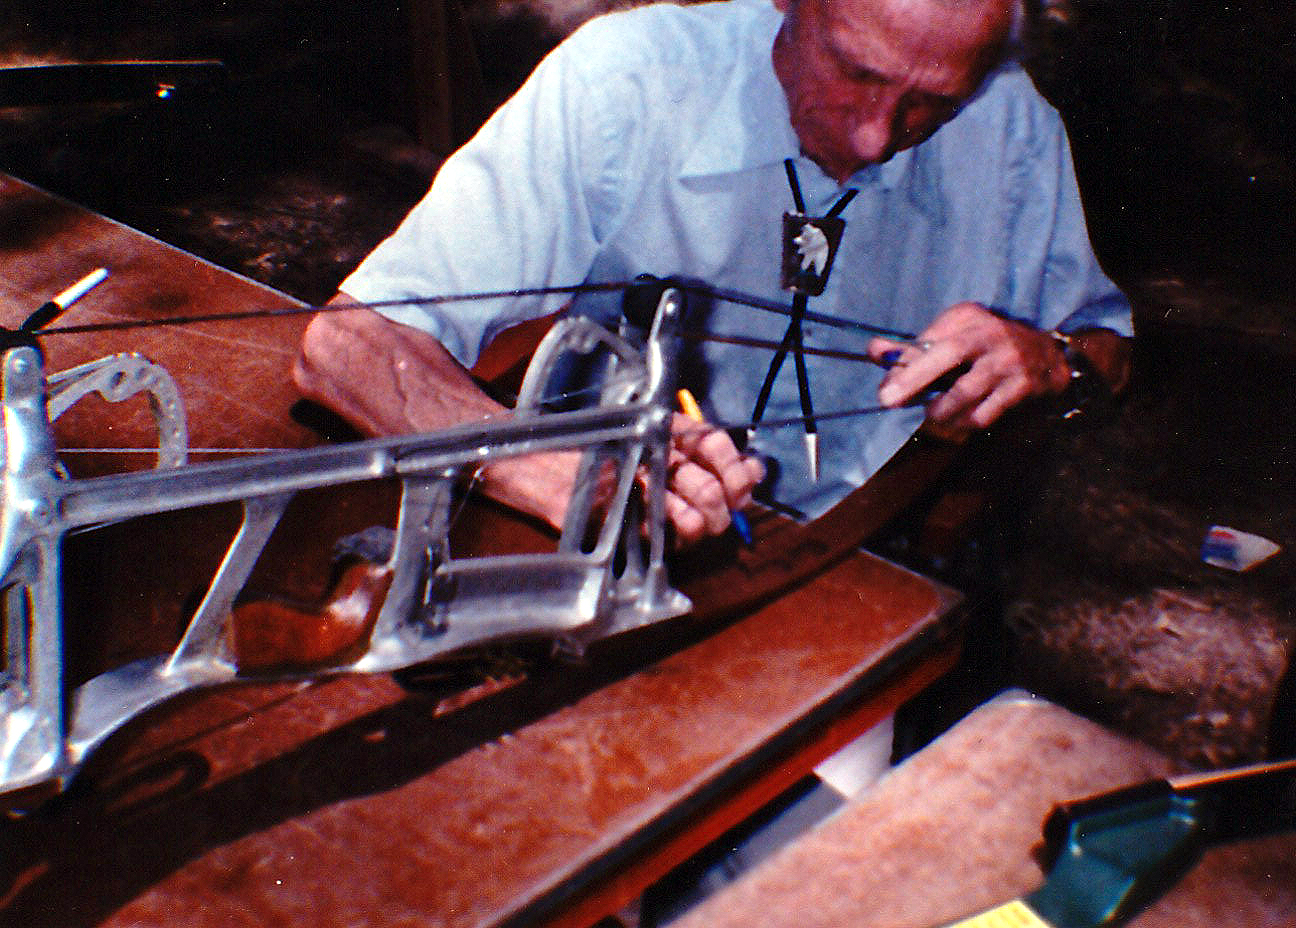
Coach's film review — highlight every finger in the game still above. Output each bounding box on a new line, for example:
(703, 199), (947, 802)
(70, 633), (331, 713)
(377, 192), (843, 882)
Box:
(703, 437), (766, 509)
(964, 372), (1033, 429)
(931, 369), (1031, 433)
(669, 412), (712, 448)
(732, 454), (766, 507)
(877, 339), (966, 407)
(701, 453), (765, 513)
(670, 460), (732, 536)
(664, 489), (708, 547)
(672, 415), (764, 509)
(924, 357), (995, 423)
(867, 336), (907, 364)
(666, 448), (764, 509)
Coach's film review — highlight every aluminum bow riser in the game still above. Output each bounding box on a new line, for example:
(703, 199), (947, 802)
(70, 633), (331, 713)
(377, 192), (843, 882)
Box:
(0, 288), (691, 804)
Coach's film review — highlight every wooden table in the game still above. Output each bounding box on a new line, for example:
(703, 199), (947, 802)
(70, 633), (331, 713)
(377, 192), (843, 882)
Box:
(669, 693), (1296, 928)
(0, 175), (964, 928)
(0, 173), (316, 459)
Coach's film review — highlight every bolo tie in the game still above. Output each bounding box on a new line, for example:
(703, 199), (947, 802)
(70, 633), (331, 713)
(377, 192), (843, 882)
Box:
(749, 159), (857, 481)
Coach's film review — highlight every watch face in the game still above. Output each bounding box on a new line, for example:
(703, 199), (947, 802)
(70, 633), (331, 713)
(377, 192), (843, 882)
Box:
(781, 212), (846, 296)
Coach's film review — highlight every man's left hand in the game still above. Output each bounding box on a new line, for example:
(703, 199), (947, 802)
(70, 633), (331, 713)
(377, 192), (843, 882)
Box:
(868, 301), (1130, 439)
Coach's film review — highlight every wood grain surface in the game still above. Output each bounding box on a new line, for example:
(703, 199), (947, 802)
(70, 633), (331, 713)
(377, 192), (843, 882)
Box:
(0, 175), (963, 928)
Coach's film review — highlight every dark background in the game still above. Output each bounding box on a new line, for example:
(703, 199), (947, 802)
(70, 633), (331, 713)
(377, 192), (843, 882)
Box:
(2, 1), (1294, 322)
(2, 0), (1295, 764)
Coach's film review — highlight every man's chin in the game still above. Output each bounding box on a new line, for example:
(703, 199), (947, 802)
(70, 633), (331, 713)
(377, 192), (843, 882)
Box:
(793, 143), (896, 184)
(813, 153), (894, 184)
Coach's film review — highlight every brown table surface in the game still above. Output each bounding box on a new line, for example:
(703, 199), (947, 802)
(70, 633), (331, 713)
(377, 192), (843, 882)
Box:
(0, 175), (964, 928)
(0, 173), (316, 459)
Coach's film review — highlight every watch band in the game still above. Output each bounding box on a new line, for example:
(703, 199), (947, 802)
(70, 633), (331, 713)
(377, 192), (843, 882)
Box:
(1049, 330), (1111, 421)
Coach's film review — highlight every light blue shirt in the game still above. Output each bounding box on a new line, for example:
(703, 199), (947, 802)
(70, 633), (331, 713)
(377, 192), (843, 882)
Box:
(343, 0), (1132, 519)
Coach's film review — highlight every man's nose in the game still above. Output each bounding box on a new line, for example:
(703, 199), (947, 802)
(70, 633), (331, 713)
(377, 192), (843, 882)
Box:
(850, 94), (902, 165)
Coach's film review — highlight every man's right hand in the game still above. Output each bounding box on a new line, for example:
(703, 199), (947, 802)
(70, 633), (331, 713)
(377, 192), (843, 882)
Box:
(664, 413), (765, 547)
(294, 298), (763, 546)
(294, 299), (580, 530)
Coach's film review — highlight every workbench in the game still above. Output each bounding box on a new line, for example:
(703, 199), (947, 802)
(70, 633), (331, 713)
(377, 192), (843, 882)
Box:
(670, 693), (1296, 928)
(0, 175), (965, 927)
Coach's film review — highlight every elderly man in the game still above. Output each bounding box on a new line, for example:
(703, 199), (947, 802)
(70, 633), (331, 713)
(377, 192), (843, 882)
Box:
(295, 0), (1132, 544)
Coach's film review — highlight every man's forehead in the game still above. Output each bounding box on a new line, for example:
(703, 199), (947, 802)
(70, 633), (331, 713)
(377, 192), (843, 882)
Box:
(821, 0), (1012, 96)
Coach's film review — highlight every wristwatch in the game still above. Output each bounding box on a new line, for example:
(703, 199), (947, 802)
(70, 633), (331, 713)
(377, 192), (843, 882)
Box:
(1049, 330), (1111, 420)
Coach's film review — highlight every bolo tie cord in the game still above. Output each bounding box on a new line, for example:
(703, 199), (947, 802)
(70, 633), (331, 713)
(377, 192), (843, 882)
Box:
(749, 159), (857, 480)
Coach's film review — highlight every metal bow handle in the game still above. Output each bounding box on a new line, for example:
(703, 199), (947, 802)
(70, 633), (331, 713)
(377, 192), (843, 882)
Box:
(0, 287), (690, 807)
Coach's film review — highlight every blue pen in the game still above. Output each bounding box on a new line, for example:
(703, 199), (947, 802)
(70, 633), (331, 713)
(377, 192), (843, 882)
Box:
(677, 388), (754, 546)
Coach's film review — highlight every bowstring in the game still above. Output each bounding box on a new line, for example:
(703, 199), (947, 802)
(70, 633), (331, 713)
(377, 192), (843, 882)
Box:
(50, 332), (902, 459)
(27, 279), (919, 343)
(39, 278), (920, 461)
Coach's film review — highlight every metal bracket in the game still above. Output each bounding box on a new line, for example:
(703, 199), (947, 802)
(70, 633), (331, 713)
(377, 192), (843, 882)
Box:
(46, 353), (189, 468)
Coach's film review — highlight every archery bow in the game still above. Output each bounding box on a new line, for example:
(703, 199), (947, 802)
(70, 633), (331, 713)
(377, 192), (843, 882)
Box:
(0, 267), (967, 808)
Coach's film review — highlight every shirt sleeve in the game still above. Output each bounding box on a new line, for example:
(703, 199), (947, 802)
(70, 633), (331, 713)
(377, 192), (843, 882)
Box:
(1004, 93), (1133, 339)
(339, 21), (635, 367)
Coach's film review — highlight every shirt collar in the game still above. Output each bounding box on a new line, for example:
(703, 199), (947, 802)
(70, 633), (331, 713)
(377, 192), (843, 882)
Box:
(677, 13), (798, 181)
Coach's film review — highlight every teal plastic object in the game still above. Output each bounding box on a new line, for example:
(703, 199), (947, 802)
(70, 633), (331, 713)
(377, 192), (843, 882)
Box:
(1027, 790), (1206, 928)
